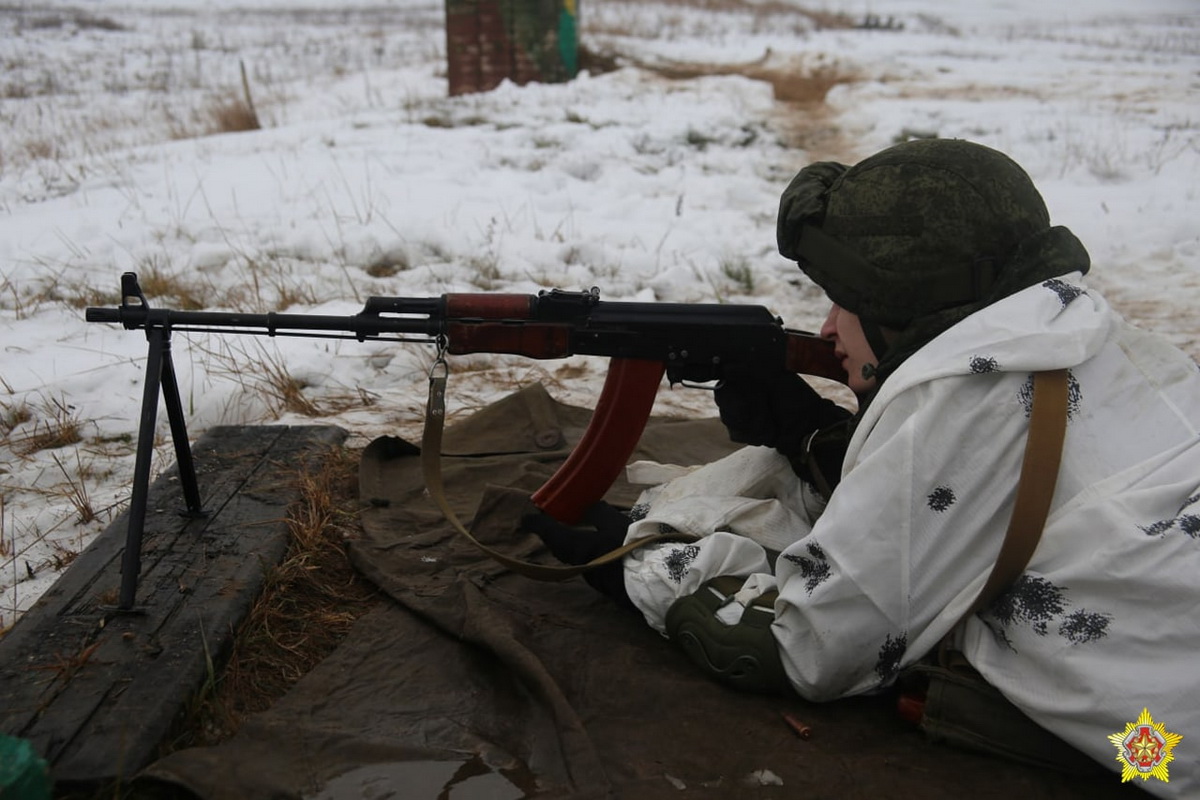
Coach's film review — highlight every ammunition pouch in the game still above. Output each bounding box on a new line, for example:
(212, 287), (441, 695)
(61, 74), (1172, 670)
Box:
(898, 649), (1101, 776)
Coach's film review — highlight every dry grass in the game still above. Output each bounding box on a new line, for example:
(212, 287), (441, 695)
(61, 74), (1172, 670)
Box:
(198, 338), (370, 420)
(204, 94), (262, 136)
(216, 61), (262, 135)
(365, 250), (411, 278)
(258, 356), (325, 417)
(50, 451), (97, 525)
(130, 259), (213, 311)
(10, 395), (83, 456)
(1, 399), (34, 434)
(167, 85), (262, 140)
(163, 447), (380, 751)
(85, 255), (324, 317)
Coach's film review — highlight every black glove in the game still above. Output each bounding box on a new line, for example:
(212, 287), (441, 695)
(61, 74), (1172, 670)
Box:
(791, 418), (853, 497)
(714, 369), (851, 458)
(520, 502), (635, 610)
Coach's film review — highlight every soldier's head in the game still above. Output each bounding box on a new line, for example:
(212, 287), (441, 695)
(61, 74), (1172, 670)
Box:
(777, 138), (1089, 384)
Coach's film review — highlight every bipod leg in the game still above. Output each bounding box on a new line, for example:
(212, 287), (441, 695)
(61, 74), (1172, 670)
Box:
(159, 336), (205, 518)
(117, 326), (166, 611)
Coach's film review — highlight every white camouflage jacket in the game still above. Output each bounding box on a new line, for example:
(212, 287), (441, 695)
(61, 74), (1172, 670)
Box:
(622, 273), (1200, 796)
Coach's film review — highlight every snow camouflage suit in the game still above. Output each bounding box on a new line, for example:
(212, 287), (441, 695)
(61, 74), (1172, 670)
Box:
(621, 141), (1200, 797)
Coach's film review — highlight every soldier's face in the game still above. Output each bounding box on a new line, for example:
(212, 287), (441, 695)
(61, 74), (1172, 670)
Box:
(820, 303), (878, 393)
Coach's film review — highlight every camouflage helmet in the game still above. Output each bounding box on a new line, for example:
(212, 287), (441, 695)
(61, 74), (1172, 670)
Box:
(779, 139), (1068, 328)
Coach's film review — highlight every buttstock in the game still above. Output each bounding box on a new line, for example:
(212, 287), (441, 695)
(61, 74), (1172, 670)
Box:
(784, 331), (847, 384)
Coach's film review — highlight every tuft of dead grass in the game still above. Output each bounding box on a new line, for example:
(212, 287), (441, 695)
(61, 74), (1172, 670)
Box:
(365, 251), (411, 278)
(164, 447), (380, 751)
(11, 395), (83, 456)
(223, 60), (262, 134)
(1, 399), (34, 434)
(50, 451), (98, 525)
(127, 259), (212, 310)
(263, 360), (324, 417)
(167, 61), (263, 140)
(198, 338), (372, 420)
(207, 98), (261, 135)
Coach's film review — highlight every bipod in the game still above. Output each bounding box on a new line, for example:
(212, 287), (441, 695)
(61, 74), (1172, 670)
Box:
(115, 272), (207, 611)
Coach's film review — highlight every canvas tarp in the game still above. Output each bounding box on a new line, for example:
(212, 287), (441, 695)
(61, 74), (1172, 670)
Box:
(142, 384), (1130, 799)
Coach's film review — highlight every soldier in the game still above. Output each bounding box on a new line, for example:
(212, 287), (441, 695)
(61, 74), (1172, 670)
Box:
(525, 139), (1199, 796)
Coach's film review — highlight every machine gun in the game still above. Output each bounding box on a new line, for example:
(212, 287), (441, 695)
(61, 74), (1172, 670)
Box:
(87, 272), (846, 605)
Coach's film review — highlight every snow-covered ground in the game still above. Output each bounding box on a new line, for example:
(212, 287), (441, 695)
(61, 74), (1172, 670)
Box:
(2, 0), (1197, 630)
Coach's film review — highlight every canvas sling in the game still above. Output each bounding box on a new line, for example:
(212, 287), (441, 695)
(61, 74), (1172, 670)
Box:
(962, 367), (1070, 617)
(903, 368), (1097, 773)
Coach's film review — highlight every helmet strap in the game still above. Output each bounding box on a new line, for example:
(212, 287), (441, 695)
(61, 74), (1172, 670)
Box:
(860, 318), (892, 368)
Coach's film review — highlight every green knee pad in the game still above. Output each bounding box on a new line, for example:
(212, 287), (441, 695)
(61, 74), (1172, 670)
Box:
(665, 578), (789, 694)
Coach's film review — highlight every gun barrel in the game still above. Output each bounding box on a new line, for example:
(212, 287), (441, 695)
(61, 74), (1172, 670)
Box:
(84, 304), (444, 339)
(85, 308), (122, 323)
(85, 278), (844, 380)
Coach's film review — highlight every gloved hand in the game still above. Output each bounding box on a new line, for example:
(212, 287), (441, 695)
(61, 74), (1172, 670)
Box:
(714, 369), (851, 458)
(520, 502), (635, 609)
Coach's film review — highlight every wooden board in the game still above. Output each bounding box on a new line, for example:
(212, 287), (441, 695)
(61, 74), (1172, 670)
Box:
(0, 424), (347, 786)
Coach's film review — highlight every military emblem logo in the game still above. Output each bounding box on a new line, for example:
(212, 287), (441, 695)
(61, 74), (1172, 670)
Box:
(1107, 708), (1183, 784)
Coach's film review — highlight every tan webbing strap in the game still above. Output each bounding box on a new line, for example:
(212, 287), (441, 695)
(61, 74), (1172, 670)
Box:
(422, 366), (697, 582)
(962, 369), (1070, 619)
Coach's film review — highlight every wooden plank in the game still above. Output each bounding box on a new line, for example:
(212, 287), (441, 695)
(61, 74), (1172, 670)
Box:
(0, 424), (347, 785)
